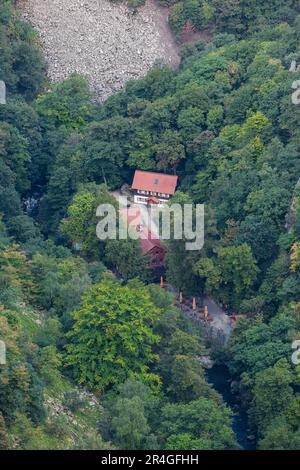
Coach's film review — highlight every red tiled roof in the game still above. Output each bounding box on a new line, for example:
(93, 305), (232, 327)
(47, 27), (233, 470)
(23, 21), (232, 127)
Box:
(131, 170), (178, 195)
(140, 230), (163, 254)
(120, 208), (164, 256)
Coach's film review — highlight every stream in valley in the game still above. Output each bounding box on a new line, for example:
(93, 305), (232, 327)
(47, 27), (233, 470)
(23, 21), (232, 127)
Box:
(206, 364), (256, 450)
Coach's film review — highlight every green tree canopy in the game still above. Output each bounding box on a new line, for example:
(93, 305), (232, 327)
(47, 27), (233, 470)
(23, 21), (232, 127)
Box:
(66, 281), (161, 391)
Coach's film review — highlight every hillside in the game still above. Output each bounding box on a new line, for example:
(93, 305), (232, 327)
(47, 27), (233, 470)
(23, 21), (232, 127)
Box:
(1, 0), (300, 453)
(17, 0), (180, 101)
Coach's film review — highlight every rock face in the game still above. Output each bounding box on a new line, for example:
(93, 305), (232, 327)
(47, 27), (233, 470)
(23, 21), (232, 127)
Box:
(17, 0), (180, 101)
(198, 355), (215, 369)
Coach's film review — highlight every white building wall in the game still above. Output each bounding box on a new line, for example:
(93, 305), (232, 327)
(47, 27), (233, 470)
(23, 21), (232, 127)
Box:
(133, 195), (165, 208)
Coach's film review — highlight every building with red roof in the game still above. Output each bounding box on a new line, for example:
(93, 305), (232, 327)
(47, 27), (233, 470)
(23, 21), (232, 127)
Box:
(131, 170), (178, 207)
(120, 207), (166, 269)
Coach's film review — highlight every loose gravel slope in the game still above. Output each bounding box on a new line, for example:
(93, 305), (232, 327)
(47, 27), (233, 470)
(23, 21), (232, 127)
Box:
(17, 0), (180, 101)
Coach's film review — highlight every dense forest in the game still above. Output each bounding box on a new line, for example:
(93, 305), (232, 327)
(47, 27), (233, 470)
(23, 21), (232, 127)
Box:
(117, 0), (300, 39)
(0, 0), (300, 450)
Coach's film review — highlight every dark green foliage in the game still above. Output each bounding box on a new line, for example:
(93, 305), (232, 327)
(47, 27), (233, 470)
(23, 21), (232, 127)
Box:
(160, 398), (238, 450)
(0, 1), (46, 100)
(66, 281), (161, 391)
(1, 0), (300, 451)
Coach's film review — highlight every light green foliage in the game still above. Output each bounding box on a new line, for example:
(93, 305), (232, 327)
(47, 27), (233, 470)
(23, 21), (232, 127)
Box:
(66, 281), (161, 390)
(35, 75), (92, 130)
(60, 184), (117, 257)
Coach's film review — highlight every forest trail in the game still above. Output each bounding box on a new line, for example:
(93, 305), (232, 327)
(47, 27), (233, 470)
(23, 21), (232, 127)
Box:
(202, 297), (232, 340)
